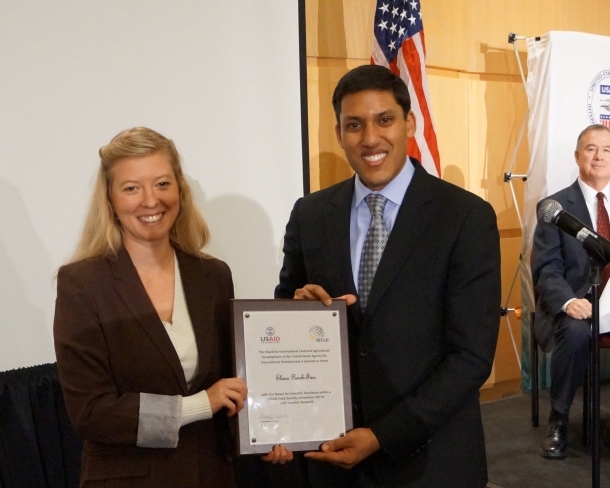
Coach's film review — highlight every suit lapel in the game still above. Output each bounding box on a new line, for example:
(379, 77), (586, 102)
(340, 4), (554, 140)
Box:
(365, 164), (434, 314)
(111, 247), (189, 393)
(323, 178), (362, 323)
(175, 250), (216, 394)
(566, 180), (593, 227)
(324, 178), (358, 295)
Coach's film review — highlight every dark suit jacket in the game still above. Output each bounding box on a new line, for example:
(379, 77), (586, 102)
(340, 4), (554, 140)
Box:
(276, 161), (501, 488)
(53, 247), (236, 488)
(532, 180), (593, 352)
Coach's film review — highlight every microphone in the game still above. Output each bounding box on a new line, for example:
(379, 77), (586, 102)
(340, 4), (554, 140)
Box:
(538, 199), (610, 265)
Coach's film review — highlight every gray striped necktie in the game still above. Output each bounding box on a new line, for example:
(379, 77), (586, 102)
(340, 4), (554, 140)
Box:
(358, 194), (389, 309)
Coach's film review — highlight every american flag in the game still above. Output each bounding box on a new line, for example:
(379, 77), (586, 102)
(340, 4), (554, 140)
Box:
(601, 114), (610, 129)
(371, 0), (440, 177)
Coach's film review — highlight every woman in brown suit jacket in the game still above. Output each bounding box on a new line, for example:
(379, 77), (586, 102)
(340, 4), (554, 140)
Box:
(53, 127), (248, 487)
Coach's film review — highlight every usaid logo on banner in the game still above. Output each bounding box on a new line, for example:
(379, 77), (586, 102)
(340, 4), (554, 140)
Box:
(587, 69), (610, 129)
(261, 326), (280, 342)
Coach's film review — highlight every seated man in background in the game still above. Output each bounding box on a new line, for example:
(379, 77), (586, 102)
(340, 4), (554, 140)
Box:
(532, 123), (610, 459)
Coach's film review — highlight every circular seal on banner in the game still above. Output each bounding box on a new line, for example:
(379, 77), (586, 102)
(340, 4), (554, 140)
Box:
(587, 69), (610, 128)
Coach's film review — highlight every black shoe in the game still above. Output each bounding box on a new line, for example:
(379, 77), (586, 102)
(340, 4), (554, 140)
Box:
(540, 419), (567, 459)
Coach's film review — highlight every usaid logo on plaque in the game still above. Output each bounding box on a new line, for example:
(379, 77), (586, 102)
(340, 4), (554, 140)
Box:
(309, 325), (329, 343)
(261, 326), (280, 343)
(587, 69), (610, 128)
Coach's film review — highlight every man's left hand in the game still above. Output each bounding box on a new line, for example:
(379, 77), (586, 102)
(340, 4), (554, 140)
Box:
(304, 428), (380, 469)
(261, 444), (294, 464)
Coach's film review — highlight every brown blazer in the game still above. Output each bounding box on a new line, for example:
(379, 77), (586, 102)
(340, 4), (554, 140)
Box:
(54, 247), (237, 488)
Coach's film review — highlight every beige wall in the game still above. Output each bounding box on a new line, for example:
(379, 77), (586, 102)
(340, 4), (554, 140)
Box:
(305, 0), (610, 394)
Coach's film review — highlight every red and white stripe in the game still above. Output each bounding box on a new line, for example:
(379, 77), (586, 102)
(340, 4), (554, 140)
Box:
(372, 31), (441, 177)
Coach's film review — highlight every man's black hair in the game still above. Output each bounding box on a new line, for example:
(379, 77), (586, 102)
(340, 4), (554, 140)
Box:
(332, 65), (412, 125)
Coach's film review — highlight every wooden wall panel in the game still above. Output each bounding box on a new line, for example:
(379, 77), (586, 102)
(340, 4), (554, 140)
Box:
(497, 236), (524, 384)
(466, 74), (529, 230)
(307, 58), (365, 193)
(426, 70), (469, 187)
(306, 57), (322, 192)
(424, 0), (610, 74)
(342, 0), (376, 60)
(421, 0), (471, 71)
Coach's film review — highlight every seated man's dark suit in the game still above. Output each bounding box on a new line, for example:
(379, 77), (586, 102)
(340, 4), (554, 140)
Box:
(533, 180), (592, 415)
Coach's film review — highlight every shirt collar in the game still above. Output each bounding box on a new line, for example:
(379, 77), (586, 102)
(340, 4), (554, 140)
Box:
(578, 178), (610, 204)
(353, 158), (415, 209)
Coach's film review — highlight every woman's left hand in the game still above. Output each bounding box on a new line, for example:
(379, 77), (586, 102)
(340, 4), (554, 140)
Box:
(206, 377), (247, 417)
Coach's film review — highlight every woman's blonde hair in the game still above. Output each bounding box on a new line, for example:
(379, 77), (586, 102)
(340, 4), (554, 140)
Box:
(69, 127), (209, 263)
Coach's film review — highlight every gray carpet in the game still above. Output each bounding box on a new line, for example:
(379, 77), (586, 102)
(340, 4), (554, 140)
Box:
(481, 384), (610, 488)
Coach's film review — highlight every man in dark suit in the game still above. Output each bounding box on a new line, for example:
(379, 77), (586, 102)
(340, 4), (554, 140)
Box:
(532, 124), (610, 459)
(274, 65), (501, 487)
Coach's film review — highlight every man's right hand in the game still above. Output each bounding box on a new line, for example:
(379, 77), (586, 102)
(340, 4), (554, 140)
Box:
(566, 298), (592, 320)
(293, 284), (357, 306)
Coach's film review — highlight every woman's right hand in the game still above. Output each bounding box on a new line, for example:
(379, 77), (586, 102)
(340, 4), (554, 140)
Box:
(206, 378), (247, 417)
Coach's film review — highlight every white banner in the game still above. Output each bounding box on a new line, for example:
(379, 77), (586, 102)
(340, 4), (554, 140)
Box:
(524, 30), (610, 290)
(522, 31), (610, 383)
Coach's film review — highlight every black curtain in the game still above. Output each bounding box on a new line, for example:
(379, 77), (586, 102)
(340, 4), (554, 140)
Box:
(0, 363), (81, 488)
(0, 363), (315, 488)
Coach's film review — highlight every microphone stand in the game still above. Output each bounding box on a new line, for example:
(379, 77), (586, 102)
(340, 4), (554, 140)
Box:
(587, 258), (601, 488)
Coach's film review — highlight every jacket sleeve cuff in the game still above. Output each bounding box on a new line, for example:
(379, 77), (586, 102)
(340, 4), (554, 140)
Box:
(369, 405), (431, 461)
(137, 393), (182, 448)
(561, 298), (576, 313)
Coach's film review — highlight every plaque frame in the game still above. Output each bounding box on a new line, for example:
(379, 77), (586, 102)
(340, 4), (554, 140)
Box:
(231, 299), (353, 454)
